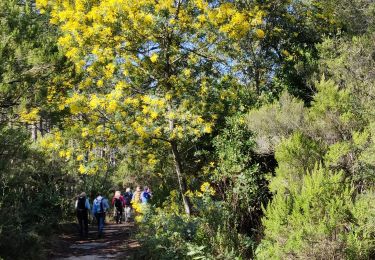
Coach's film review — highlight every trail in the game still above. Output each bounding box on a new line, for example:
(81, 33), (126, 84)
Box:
(49, 221), (140, 259)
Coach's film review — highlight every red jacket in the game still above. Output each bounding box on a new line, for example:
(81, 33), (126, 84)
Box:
(112, 195), (125, 207)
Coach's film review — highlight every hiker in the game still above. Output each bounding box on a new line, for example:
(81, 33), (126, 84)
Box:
(132, 186), (142, 204)
(75, 192), (90, 238)
(123, 187), (133, 222)
(111, 191), (125, 224)
(92, 193), (110, 238)
(141, 186), (152, 204)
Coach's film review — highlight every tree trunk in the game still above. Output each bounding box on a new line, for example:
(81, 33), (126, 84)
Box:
(171, 140), (192, 215)
(32, 122), (37, 141)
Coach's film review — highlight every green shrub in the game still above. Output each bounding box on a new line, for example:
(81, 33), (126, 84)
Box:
(271, 132), (325, 193)
(256, 165), (374, 259)
(136, 187), (253, 259)
(246, 92), (305, 154)
(0, 127), (68, 259)
(346, 191), (375, 259)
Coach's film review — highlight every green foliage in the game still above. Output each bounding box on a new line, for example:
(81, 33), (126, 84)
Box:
(213, 116), (255, 179)
(359, 123), (375, 167)
(136, 189), (253, 259)
(211, 115), (269, 241)
(322, 0), (375, 34)
(246, 92), (305, 154)
(0, 126), (68, 259)
(307, 78), (363, 143)
(324, 141), (351, 166)
(0, 2), (77, 257)
(134, 1), (375, 256)
(110, 141), (177, 207)
(0, 0), (66, 122)
(317, 33), (375, 121)
(346, 191), (375, 259)
(252, 14), (375, 257)
(270, 132), (324, 193)
(257, 165), (359, 259)
(226, 0), (340, 102)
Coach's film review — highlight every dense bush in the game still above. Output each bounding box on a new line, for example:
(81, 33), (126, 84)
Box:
(256, 165), (375, 259)
(135, 187), (254, 259)
(0, 127), (68, 259)
(249, 28), (375, 258)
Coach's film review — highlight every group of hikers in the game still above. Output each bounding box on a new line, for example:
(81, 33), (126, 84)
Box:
(75, 186), (152, 238)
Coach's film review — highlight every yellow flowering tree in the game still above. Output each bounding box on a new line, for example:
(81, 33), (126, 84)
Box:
(203, 0), (338, 102)
(33, 0), (340, 216)
(35, 0), (244, 214)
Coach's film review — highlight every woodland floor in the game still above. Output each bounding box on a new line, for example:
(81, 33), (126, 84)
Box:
(48, 219), (142, 260)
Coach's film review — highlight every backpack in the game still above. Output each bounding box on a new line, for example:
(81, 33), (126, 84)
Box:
(95, 198), (105, 213)
(77, 196), (86, 211)
(114, 197), (122, 209)
(142, 192), (151, 202)
(123, 192), (132, 206)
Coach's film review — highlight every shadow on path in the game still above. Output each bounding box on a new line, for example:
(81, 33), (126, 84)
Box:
(49, 221), (140, 259)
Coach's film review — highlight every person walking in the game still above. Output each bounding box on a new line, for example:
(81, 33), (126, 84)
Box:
(75, 192), (90, 238)
(111, 191), (125, 224)
(92, 192), (110, 238)
(123, 188), (133, 222)
(132, 186), (142, 204)
(141, 186), (152, 204)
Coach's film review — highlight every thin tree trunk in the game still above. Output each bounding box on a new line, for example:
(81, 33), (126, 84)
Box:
(162, 7), (191, 214)
(171, 140), (192, 215)
(32, 122), (37, 141)
(39, 118), (44, 137)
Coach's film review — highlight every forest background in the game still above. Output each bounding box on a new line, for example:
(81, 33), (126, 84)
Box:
(0, 0), (374, 259)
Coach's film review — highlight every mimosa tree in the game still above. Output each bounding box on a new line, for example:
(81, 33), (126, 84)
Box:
(36, 0), (243, 214)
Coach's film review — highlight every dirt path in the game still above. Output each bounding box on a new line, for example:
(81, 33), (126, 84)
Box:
(48, 221), (140, 259)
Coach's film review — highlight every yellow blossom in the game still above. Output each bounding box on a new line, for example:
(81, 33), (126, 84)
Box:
(59, 150), (66, 158)
(19, 108), (40, 123)
(107, 100), (118, 113)
(96, 125), (104, 133)
(89, 95), (100, 109)
(36, 0), (48, 8)
(148, 158), (157, 166)
(165, 93), (172, 100)
(150, 111), (158, 119)
(81, 127), (89, 137)
(183, 69), (191, 77)
(281, 49), (290, 57)
(255, 28), (265, 39)
(69, 103), (81, 114)
(185, 190), (194, 197)
(142, 105), (150, 114)
(150, 53), (158, 63)
(200, 182), (216, 195)
(153, 127), (161, 136)
(144, 13), (154, 24)
(65, 150), (71, 159)
(142, 95), (152, 104)
(203, 123), (213, 134)
(78, 164), (87, 174)
(104, 63), (116, 78)
(58, 103), (66, 110)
